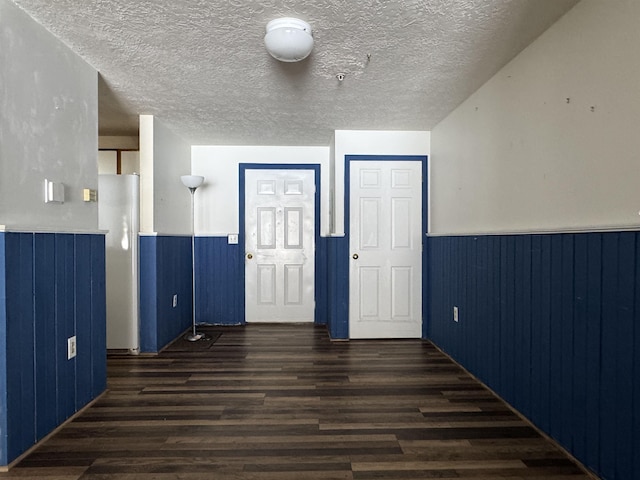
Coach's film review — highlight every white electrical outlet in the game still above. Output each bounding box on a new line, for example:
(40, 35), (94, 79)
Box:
(173, 294), (178, 308)
(453, 306), (459, 323)
(67, 336), (77, 359)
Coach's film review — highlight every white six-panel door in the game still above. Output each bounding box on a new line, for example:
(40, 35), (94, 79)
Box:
(245, 169), (315, 323)
(349, 161), (423, 338)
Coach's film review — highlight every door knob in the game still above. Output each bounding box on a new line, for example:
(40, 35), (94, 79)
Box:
(352, 253), (359, 260)
(247, 253), (253, 260)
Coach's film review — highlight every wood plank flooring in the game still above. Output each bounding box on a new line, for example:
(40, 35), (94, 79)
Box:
(1, 324), (595, 479)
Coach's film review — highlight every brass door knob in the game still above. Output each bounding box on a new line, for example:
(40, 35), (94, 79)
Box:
(352, 253), (359, 260)
(246, 253), (253, 260)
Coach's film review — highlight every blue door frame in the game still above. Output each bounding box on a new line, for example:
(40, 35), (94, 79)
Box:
(343, 155), (429, 338)
(238, 163), (322, 324)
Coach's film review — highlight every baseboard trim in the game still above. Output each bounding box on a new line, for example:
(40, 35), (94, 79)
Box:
(0, 390), (108, 471)
(427, 340), (601, 480)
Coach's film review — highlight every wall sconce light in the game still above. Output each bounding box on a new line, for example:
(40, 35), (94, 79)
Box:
(44, 179), (65, 203)
(264, 17), (314, 62)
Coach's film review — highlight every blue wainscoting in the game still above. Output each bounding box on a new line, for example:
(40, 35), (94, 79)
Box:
(327, 235), (349, 339)
(195, 237), (244, 325)
(0, 233), (6, 461)
(195, 235), (331, 327)
(139, 235), (193, 352)
(315, 236), (330, 326)
(0, 232), (106, 466)
(428, 231), (639, 480)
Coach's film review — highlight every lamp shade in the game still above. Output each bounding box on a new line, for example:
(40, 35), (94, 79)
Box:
(264, 17), (313, 62)
(181, 175), (204, 189)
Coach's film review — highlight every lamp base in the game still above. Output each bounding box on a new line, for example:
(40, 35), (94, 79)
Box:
(185, 332), (207, 342)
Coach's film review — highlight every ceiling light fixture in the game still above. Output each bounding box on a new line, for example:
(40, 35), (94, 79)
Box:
(264, 17), (314, 62)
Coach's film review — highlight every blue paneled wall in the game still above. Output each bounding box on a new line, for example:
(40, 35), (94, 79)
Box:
(0, 232), (106, 466)
(195, 237), (244, 325)
(194, 236), (331, 327)
(315, 236), (330, 327)
(139, 235), (193, 352)
(428, 231), (639, 480)
(327, 235), (349, 339)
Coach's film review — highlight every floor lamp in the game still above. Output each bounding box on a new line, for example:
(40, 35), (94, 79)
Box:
(181, 175), (206, 342)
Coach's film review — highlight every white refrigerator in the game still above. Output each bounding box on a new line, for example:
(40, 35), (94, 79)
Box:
(98, 174), (140, 353)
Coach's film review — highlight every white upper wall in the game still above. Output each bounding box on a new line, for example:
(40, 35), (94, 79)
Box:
(333, 130), (431, 236)
(0, 0), (98, 232)
(139, 115), (154, 233)
(191, 146), (330, 236)
(139, 115), (192, 234)
(99, 136), (139, 150)
(153, 119), (192, 234)
(191, 133), (430, 237)
(430, 0), (640, 235)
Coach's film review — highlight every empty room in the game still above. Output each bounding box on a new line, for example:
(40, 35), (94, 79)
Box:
(0, 1), (638, 479)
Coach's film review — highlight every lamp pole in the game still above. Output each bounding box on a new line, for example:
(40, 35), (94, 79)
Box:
(181, 175), (206, 342)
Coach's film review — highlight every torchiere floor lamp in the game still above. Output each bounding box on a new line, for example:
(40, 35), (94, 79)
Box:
(181, 174), (207, 342)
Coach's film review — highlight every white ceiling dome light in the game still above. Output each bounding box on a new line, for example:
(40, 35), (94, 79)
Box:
(264, 17), (314, 62)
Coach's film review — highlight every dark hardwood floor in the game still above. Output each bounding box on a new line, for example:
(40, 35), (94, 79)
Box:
(2, 324), (594, 479)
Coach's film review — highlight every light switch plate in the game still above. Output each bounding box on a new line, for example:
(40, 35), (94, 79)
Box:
(83, 188), (97, 202)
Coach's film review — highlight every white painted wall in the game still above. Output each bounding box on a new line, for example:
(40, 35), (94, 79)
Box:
(98, 151), (140, 175)
(98, 151), (118, 175)
(99, 136), (139, 150)
(191, 146), (330, 236)
(0, 0), (98, 232)
(153, 120), (192, 234)
(139, 115), (154, 233)
(430, 0), (640, 235)
(139, 115), (191, 234)
(120, 152), (140, 175)
(333, 130), (431, 236)
(99, 136), (140, 175)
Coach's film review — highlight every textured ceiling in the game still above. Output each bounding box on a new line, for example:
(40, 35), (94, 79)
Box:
(11, 0), (580, 146)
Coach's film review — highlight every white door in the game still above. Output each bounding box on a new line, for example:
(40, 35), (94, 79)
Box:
(245, 169), (315, 323)
(349, 161), (423, 338)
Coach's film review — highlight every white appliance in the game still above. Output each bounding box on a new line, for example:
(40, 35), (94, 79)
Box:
(98, 174), (140, 352)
